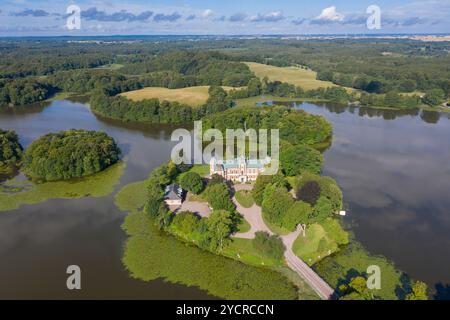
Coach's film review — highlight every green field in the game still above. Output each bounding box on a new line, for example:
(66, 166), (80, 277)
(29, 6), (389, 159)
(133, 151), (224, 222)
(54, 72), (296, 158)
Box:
(120, 86), (241, 107)
(235, 190), (254, 208)
(222, 237), (284, 267)
(292, 218), (349, 266)
(186, 164), (210, 177)
(244, 62), (337, 90)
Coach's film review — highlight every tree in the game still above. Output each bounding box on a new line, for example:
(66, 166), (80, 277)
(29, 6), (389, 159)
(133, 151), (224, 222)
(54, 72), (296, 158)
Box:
(23, 129), (121, 181)
(406, 281), (428, 300)
(205, 182), (235, 212)
(282, 201), (312, 231)
(208, 173), (225, 185)
(172, 211), (201, 235)
(384, 91), (402, 107)
(340, 276), (376, 300)
(280, 144), (323, 176)
(252, 173), (286, 206)
(0, 129), (23, 169)
(310, 196), (333, 223)
(262, 184), (294, 226)
(252, 231), (285, 261)
(423, 89), (445, 106)
(365, 80), (384, 94)
(180, 172), (204, 195)
(296, 181), (321, 206)
(206, 210), (234, 252)
(246, 78), (262, 96)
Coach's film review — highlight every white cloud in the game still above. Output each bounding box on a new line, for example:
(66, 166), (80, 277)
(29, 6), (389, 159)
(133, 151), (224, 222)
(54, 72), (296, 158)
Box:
(201, 9), (213, 18)
(315, 6), (344, 22)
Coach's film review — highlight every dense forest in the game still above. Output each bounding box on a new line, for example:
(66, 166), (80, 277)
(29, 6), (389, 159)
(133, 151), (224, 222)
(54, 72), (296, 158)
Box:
(202, 105), (333, 147)
(224, 39), (450, 96)
(0, 129), (23, 170)
(24, 129), (121, 181)
(0, 39), (449, 109)
(90, 85), (233, 123)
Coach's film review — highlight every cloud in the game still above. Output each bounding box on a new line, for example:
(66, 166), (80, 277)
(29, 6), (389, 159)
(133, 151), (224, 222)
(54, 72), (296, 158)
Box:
(229, 12), (247, 22)
(292, 18), (307, 25)
(201, 9), (214, 18)
(186, 14), (196, 21)
(217, 15), (226, 22)
(311, 6), (344, 24)
(10, 9), (50, 17)
(250, 11), (285, 23)
(81, 7), (153, 22)
(153, 12), (182, 22)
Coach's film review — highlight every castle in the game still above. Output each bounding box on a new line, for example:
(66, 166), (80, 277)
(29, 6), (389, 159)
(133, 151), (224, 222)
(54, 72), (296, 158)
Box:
(209, 157), (269, 183)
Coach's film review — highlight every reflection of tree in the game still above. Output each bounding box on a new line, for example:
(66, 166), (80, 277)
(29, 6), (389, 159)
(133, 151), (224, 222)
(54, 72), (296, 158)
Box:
(434, 283), (450, 300)
(358, 106), (420, 120)
(420, 110), (441, 124)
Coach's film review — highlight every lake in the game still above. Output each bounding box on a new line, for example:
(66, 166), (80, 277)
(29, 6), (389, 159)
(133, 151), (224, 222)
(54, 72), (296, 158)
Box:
(0, 99), (449, 299)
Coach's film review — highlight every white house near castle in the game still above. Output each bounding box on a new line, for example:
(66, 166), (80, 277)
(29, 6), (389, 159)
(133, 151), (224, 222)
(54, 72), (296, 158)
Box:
(209, 156), (270, 183)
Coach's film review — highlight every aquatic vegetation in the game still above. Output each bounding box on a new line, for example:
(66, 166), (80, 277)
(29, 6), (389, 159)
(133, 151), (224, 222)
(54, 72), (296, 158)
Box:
(122, 210), (298, 300)
(0, 162), (125, 212)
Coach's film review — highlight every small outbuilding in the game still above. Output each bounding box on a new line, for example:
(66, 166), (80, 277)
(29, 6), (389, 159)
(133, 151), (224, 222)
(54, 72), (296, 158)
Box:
(164, 184), (184, 206)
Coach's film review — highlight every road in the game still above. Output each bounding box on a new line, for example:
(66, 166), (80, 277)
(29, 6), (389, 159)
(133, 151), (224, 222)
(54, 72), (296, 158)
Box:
(232, 184), (335, 300)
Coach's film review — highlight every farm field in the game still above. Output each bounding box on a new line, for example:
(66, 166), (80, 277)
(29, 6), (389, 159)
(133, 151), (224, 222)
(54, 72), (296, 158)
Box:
(120, 86), (241, 107)
(244, 62), (337, 91)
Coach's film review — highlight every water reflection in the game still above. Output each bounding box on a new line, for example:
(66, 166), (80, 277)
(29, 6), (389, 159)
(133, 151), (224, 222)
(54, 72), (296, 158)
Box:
(259, 100), (444, 124)
(295, 102), (450, 296)
(1, 98), (450, 298)
(0, 100), (209, 299)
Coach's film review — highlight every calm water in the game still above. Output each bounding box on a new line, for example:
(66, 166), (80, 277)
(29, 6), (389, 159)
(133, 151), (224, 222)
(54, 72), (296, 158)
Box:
(0, 99), (449, 299)
(0, 99), (211, 299)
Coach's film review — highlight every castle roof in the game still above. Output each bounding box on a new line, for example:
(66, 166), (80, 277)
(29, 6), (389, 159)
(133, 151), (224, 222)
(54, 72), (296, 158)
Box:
(164, 184), (184, 200)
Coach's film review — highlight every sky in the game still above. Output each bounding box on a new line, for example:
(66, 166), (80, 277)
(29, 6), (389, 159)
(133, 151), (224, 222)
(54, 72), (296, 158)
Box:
(0, 0), (449, 36)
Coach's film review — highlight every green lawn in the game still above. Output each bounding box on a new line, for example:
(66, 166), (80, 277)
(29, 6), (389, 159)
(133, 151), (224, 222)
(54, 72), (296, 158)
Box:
(237, 216), (251, 233)
(262, 211), (292, 236)
(186, 164), (210, 177)
(222, 237), (284, 267)
(293, 218), (349, 266)
(235, 190), (254, 208)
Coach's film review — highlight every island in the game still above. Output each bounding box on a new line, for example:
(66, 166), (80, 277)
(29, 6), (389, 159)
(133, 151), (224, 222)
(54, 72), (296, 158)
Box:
(0, 129), (23, 175)
(117, 106), (428, 300)
(23, 129), (121, 181)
